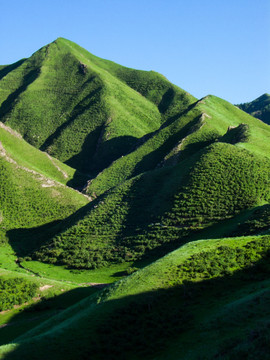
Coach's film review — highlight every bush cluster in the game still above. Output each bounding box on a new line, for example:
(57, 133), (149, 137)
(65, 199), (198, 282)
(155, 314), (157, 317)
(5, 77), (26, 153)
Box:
(165, 237), (270, 285)
(0, 277), (38, 311)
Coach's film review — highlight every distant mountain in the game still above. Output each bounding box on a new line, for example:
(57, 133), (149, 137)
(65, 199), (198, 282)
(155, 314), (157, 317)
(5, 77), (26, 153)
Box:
(237, 93), (270, 124)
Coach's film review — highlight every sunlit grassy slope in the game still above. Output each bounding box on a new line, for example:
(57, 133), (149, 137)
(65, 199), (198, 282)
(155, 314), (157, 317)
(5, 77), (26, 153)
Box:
(1, 235), (270, 359)
(33, 139), (270, 270)
(0, 122), (77, 185)
(0, 122), (89, 243)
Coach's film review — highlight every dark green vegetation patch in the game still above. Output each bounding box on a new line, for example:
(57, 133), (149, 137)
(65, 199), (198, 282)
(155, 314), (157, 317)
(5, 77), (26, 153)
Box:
(237, 93), (270, 125)
(0, 278), (38, 311)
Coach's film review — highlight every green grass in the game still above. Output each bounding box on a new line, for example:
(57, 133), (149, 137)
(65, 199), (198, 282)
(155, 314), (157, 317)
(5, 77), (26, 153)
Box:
(86, 94), (270, 197)
(0, 38), (172, 176)
(2, 38), (270, 271)
(0, 267), (100, 346)
(0, 121), (89, 256)
(0, 278), (38, 311)
(0, 122), (79, 186)
(16, 260), (136, 284)
(1, 235), (270, 359)
(232, 204), (270, 236)
(0, 157), (88, 235)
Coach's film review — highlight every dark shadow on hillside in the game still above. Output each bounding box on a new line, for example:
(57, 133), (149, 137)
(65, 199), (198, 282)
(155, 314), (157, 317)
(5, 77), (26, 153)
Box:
(67, 100), (198, 185)
(66, 168), (90, 191)
(0, 68), (40, 118)
(88, 135), (139, 174)
(130, 206), (266, 267)
(3, 251), (270, 359)
(0, 59), (26, 81)
(7, 195), (105, 259)
(130, 115), (203, 177)
(7, 220), (63, 258)
(219, 123), (250, 145)
(158, 87), (175, 113)
(130, 101), (199, 153)
(0, 286), (99, 347)
(66, 134), (138, 185)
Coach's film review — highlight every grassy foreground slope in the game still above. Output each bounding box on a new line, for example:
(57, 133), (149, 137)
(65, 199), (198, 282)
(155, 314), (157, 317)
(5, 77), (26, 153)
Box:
(1, 235), (270, 359)
(237, 93), (270, 125)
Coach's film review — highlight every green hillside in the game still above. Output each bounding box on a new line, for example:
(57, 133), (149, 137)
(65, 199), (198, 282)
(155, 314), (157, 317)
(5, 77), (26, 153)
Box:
(31, 140), (270, 270)
(87, 94), (270, 196)
(0, 122), (89, 244)
(0, 38), (195, 176)
(237, 93), (270, 125)
(25, 93), (270, 270)
(0, 38), (270, 359)
(1, 235), (270, 359)
(1, 38), (269, 271)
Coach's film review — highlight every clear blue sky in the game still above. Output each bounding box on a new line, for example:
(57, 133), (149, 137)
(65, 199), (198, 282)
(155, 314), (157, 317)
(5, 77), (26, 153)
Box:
(1, 0), (269, 103)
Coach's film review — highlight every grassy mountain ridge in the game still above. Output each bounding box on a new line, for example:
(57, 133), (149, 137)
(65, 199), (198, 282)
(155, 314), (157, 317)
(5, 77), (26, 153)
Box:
(86, 94), (270, 197)
(1, 39), (269, 270)
(0, 38), (195, 176)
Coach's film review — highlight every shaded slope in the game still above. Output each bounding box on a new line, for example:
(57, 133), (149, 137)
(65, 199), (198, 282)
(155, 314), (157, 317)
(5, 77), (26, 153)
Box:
(237, 93), (270, 125)
(1, 235), (270, 359)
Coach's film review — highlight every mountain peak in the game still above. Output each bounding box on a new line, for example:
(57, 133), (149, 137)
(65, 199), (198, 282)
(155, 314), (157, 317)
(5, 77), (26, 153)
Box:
(257, 93), (270, 101)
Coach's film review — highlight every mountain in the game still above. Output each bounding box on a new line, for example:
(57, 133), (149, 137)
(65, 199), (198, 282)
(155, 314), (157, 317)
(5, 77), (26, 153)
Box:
(1, 38), (270, 269)
(0, 38), (195, 176)
(0, 38), (270, 359)
(237, 93), (270, 124)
